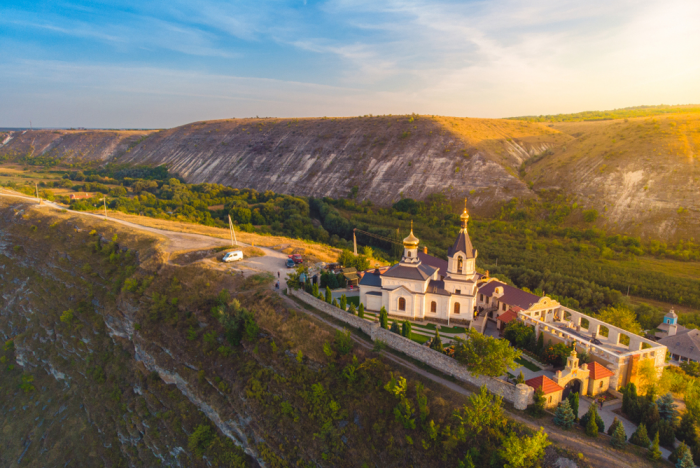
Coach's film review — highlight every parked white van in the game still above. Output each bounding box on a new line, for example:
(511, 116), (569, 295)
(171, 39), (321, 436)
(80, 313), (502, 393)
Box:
(222, 250), (244, 262)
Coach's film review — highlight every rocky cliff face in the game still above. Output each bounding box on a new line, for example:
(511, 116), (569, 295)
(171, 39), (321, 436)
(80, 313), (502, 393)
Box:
(0, 129), (152, 163)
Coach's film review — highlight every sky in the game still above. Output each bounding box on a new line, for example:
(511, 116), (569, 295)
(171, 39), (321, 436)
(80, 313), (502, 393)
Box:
(1, 0), (700, 128)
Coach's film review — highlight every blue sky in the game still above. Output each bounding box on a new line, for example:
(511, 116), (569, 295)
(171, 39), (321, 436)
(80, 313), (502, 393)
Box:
(1, 0), (699, 128)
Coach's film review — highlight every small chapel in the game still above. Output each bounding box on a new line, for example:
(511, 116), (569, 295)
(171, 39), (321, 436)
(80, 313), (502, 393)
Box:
(358, 203), (479, 324)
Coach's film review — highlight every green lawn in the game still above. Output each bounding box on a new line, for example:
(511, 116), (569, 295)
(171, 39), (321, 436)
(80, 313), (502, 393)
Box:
(346, 296), (360, 307)
(515, 357), (541, 372)
(410, 332), (430, 344)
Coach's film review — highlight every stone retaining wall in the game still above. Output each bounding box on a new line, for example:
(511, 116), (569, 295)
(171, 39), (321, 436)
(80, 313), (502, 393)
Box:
(289, 288), (534, 408)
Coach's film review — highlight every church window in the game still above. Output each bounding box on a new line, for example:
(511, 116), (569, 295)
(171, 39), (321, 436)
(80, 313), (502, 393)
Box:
(430, 301), (437, 313)
(457, 257), (463, 273)
(502, 303), (507, 311)
(407, 251), (411, 258)
(398, 297), (406, 311)
(599, 381), (603, 389)
(548, 396), (552, 403)
(455, 289), (461, 295)
(454, 303), (460, 314)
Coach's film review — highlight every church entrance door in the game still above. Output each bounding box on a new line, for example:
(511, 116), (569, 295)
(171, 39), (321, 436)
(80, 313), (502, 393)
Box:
(562, 379), (582, 399)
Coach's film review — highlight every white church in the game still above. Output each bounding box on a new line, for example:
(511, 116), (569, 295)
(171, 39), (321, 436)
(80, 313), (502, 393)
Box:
(358, 205), (479, 324)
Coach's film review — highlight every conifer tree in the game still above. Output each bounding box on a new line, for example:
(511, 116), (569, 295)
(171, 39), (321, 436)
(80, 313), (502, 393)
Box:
(390, 321), (401, 334)
(630, 423), (651, 448)
(332, 298), (339, 308)
(430, 329), (443, 352)
(312, 282), (319, 297)
(677, 411), (699, 446)
(515, 371), (526, 385)
(340, 294), (347, 311)
(671, 443), (694, 468)
(348, 303), (356, 315)
(580, 403), (605, 433)
(648, 432), (661, 461)
(379, 307), (388, 329)
(401, 320), (412, 338)
(527, 330), (537, 352)
(568, 392), (580, 422)
(586, 407), (599, 437)
(529, 388), (546, 417)
(611, 422), (627, 449)
(657, 419), (676, 447)
(535, 332), (544, 355)
(358, 303), (365, 319)
(607, 417), (622, 436)
(622, 383), (639, 421)
(553, 399), (575, 429)
(325, 286), (332, 304)
(657, 392), (677, 423)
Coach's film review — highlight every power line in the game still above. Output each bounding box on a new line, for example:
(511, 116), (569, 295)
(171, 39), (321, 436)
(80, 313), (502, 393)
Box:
(353, 228), (403, 245)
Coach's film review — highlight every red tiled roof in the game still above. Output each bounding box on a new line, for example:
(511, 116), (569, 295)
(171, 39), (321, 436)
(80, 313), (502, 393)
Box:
(69, 192), (93, 200)
(498, 310), (519, 324)
(525, 375), (563, 395)
(589, 362), (614, 380)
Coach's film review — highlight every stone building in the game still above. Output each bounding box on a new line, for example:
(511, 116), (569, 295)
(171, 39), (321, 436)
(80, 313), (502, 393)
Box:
(525, 375), (563, 408)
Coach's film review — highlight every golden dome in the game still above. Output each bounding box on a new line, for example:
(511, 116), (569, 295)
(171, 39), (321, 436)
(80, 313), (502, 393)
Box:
(460, 198), (469, 228)
(403, 221), (419, 247)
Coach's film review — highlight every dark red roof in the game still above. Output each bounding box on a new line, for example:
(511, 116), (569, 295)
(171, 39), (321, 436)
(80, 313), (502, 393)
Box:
(479, 281), (541, 310)
(525, 375), (563, 395)
(589, 362), (614, 380)
(498, 310), (518, 324)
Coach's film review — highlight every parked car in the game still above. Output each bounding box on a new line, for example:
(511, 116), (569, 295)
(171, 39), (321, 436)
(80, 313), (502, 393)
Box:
(285, 258), (296, 268)
(222, 250), (244, 262)
(289, 254), (303, 264)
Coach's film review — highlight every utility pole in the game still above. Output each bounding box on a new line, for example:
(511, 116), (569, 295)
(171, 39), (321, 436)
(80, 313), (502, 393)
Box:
(104, 197), (107, 217)
(35, 182), (40, 204)
(228, 215), (238, 247)
(353, 229), (358, 256)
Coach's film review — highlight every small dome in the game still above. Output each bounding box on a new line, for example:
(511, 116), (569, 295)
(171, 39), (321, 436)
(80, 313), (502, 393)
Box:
(666, 309), (678, 319)
(403, 223), (419, 247)
(460, 207), (469, 223)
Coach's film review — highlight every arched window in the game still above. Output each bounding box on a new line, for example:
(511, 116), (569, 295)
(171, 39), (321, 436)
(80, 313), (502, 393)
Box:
(430, 301), (437, 313)
(398, 297), (406, 311)
(454, 302), (460, 314)
(407, 251), (411, 258)
(457, 257), (463, 273)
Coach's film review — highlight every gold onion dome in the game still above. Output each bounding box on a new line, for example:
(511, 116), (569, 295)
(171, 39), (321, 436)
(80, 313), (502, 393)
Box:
(460, 198), (469, 227)
(403, 221), (420, 247)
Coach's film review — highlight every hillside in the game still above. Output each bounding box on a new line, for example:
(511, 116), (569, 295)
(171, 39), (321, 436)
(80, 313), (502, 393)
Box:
(1, 197), (603, 468)
(0, 128), (153, 165)
(1, 110), (698, 241)
(523, 112), (700, 240)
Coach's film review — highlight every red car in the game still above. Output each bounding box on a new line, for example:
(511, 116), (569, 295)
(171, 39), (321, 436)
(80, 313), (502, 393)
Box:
(289, 254), (303, 264)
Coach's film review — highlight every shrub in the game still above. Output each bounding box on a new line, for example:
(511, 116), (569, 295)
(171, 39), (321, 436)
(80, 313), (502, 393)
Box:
(390, 321), (400, 334)
(607, 417), (622, 436)
(334, 329), (353, 355)
(580, 404), (605, 433)
(379, 307), (388, 329)
(357, 303), (364, 318)
(568, 392), (580, 422)
(188, 425), (215, 458)
(648, 432), (661, 461)
(528, 388), (546, 417)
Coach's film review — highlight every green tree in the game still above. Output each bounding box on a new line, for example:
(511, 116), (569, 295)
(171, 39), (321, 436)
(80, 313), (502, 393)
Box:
(611, 422), (627, 449)
(339, 294), (347, 310)
(657, 419), (676, 447)
(452, 329), (521, 377)
(332, 298), (339, 308)
(348, 303), (356, 314)
(622, 383), (639, 421)
(188, 425), (215, 458)
(325, 286), (332, 304)
(430, 329), (443, 352)
(630, 423), (651, 447)
(390, 321), (401, 334)
(312, 281), (319, 297)
(401, 320), (412, 338)
(535, 331), (544, 355)
(515, 371), (526, 384)
(529, 388), (546, 417)
(677, 412), (699, 446)
(597, 305), (643, 339)
(670, 442), (694, 468)
(379, 307), (388, 329)
(568, 392), (580, 422)
(657, 392), (677, 423)
(498, 428), (550, 468)
(553, 399), (575, 429)
(580, 404), (605, 433)
(334, 329), (353, 355)
(357, 303), (365, 318)
(607, 417), (622, 436)
(586, 406), (599, 437)
(648, 432), (661, 460)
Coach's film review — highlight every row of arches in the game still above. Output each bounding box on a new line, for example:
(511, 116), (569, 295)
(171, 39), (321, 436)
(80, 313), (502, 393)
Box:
(397, 298), (460, 314)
